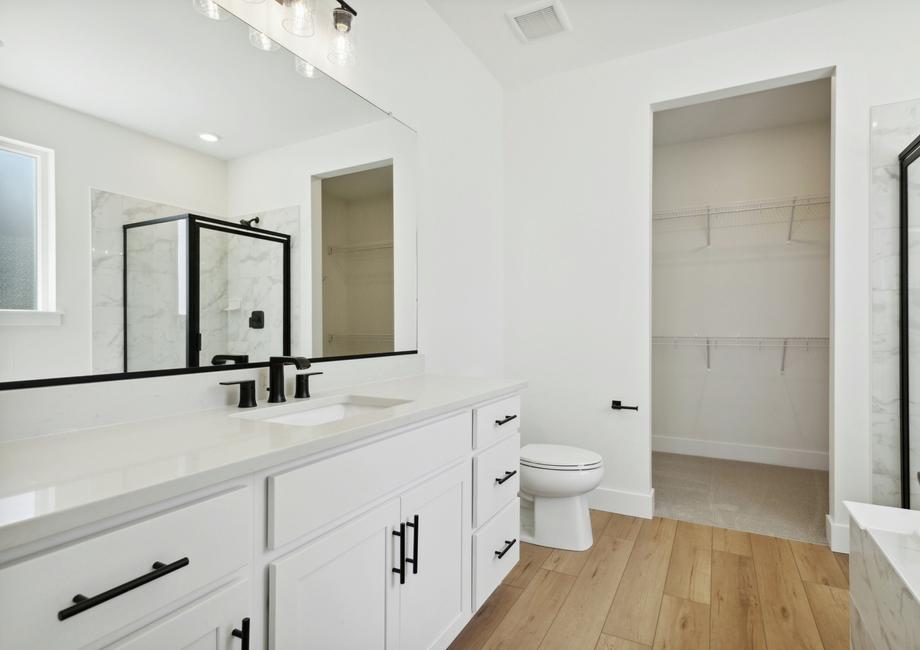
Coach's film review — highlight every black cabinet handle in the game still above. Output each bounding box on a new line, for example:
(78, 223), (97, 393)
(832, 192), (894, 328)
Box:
(406, 514), (419, 575)
(495, 414), (518, 426)
(611, 400), (638, 412)
(232, 617), (250, 650)
(392, 523), (406, 585)
(495, 470), (517, 485)
(495, 539), (517, 559)
(57, 557), (189, 621)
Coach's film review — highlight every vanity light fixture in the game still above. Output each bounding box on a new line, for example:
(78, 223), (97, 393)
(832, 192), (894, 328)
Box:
(191, 0), (227, 20)
(328, 0), (357, 65)
(295, 57), (319, 78)
(198, 132), (221, 143)
(248, 26), (280, 51)
(282, 0), (316, 37)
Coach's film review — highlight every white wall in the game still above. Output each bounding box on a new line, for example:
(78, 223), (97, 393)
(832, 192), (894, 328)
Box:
(220, 0), (505, 376)
(652, 122), (830, 470)
(0, 86), (227, 381)
(227, 118), (417, 356)
(504, 0), (920, 549)
(653, 122), (831, 209)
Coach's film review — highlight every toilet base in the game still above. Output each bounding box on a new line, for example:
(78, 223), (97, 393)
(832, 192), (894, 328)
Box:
(519, 493), (594, 551)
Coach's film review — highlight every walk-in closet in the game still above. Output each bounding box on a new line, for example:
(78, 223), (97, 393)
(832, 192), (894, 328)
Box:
(651, 79), (832, 543)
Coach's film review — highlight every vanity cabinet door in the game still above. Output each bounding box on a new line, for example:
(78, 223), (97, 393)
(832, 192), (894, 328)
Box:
(269, 498), (401, 650)
(107, 579), (250, 650)
(399, 462), (471, 650)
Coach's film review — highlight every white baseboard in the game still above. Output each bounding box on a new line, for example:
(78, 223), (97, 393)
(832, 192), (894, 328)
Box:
(826, 514), (849, 553)
(588, 486), (655, 519)
(653, 435), (829, 471)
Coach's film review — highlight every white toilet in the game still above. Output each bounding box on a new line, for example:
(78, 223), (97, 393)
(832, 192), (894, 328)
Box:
(519, 443), (604, 551)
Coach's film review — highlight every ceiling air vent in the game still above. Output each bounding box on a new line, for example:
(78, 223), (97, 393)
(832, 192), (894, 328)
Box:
(506, 1), (572, 43)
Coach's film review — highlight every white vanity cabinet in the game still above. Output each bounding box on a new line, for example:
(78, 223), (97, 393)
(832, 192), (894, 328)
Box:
(107, 579), (251, 650)
(270, 498), (402, 649)
(269, 462), (471, 650)
(1, 386), (523, 650)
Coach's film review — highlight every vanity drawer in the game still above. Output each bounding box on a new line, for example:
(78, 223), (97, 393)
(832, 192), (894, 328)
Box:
(472, 498), (520, 610)
(0, 487), (251, 650)
(268, 411), (470, 549)
(473, 432), (521, 528)
(473, 394), (521, 449)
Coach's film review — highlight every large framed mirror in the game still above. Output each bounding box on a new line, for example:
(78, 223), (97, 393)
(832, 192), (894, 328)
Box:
(900, 133), (920, 508)
(0, 0), (418, 387)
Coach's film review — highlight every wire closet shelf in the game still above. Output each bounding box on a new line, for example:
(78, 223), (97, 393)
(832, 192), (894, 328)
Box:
(652, 336), (829, 372)
(652, 194), (830, 243)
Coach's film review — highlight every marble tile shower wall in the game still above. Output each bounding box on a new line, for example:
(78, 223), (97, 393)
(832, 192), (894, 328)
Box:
(92, 190), (186, 374)
(870, 99), (920, 507)
(225, 206), (300, 361)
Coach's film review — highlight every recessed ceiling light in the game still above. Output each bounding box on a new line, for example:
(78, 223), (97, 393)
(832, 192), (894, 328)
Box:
(198, 132), (221, 143)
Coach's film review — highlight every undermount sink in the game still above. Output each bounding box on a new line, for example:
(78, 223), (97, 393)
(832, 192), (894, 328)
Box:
(233, 394), (411, 427)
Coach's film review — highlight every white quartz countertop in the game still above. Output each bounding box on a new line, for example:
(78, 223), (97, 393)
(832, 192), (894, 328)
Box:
(0, 374), (525, 553)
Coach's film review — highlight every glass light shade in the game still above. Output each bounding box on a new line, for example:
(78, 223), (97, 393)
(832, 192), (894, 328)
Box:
(249, 27), (280, 51)
(191, 0), (227, 20)
(327, 31), (355, 66)
(283, 0), (315, 37)
(295, 57), (319, 78)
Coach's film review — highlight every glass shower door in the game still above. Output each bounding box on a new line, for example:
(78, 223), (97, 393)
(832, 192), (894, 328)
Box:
(123, 218), (188, 372)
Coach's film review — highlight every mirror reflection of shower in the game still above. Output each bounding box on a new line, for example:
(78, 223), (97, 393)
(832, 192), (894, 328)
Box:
(123, 214), (291, 372)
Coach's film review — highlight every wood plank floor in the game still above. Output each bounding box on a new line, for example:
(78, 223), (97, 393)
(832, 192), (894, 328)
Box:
(449, 512), (849, 650)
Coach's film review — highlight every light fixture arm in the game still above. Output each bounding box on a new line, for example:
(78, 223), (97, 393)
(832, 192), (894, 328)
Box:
(335, 0), (357, 17)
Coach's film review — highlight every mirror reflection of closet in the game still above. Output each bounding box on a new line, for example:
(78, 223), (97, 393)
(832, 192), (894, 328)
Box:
(901, 134), (920, 508)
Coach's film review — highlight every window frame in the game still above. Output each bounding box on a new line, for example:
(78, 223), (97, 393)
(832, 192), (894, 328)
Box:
(0, 135), (57, 321)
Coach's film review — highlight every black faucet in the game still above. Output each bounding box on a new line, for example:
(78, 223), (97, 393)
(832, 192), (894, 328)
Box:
(267, 356), (311, 403)
(212, 354), (249, 365)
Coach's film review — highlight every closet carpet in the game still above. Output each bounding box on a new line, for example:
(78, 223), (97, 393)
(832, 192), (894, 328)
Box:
(449, 510), (849, 650)
(652, 452), (829, 544)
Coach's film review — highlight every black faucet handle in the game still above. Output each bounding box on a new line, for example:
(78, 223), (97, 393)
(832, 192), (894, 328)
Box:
(294, 371), (324, 399)
(220, 380), (258, 408)
(269, 356), (312, 370)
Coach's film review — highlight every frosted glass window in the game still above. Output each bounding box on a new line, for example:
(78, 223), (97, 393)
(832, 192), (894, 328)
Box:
(0, 146), (38, 310)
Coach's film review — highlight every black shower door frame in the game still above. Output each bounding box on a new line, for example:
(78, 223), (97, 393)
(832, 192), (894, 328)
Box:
(899, 134), (920, 508)
(123, 214), (291, 372)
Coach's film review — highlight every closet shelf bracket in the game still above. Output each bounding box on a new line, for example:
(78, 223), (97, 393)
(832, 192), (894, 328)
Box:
(786, 198), (798, 243)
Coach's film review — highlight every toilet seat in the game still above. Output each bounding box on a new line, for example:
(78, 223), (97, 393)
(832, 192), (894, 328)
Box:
(520, 444), (603, 471)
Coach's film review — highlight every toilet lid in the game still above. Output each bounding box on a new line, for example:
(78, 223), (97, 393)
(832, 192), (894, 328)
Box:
(520, 444), (603, 470)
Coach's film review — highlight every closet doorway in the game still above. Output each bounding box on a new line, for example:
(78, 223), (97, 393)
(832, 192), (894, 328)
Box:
(651, 79), (832, 544)
(319, 165), (395, 357)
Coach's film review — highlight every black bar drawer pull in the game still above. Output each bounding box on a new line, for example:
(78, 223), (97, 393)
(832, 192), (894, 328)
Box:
(406, 514), (419, 575)
(232, 617), (250, 650)
(495, 539), (517, 559)
(494, 414), (518, 426)
(393, 523), (406, 585)
(57, 557), (190, 621)
(611, 400), (638, 412)
(495, 470), (517, 485)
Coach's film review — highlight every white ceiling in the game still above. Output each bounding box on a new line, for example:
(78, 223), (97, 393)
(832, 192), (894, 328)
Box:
(0, 1), (388, 159)
(425, 0), (844, 86)
(323, 165), (393, 201)
(654, 78), (831, 146)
